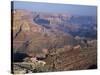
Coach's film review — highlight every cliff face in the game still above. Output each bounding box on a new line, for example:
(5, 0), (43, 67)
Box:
(12, 9), (77, 54)
(12, 9), (97, 73)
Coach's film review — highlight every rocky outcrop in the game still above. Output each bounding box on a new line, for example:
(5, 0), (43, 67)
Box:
(12, 9), (97, 73)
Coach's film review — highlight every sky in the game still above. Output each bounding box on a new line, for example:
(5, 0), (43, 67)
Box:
(12, 1), (97, 16)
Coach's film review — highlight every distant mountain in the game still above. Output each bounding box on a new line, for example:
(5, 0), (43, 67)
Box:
(33, 12), (97, 39)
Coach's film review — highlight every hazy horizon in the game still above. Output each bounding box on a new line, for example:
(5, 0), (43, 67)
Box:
(12, 1), (97, 16)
